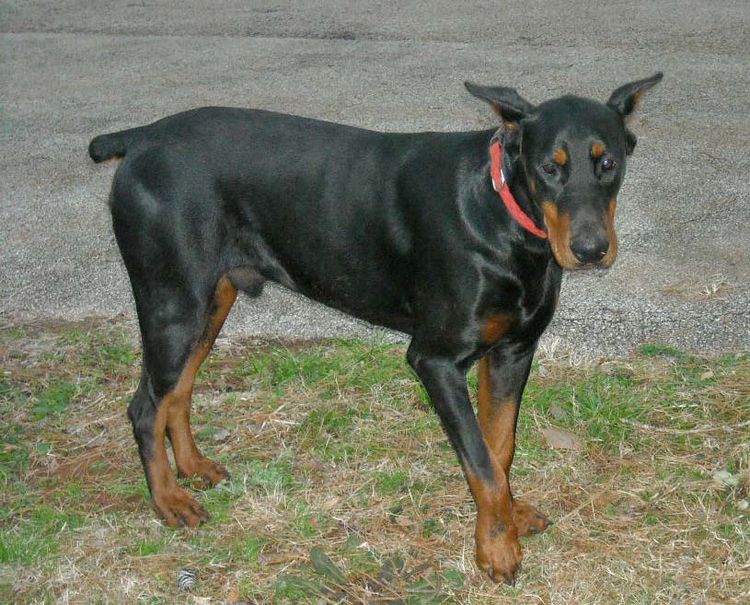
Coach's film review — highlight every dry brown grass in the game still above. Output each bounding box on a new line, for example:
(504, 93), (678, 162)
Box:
(0, 319), (748, 604)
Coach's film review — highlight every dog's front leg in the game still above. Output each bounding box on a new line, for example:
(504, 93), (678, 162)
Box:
(407, 348), (521, 584)
(479, 345), (552, 538)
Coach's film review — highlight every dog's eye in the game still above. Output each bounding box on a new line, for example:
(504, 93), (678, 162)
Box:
(601, 157), (616, 171)
(541, 164), (557, 176)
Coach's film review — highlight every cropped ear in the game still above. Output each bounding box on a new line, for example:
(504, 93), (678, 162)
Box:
(464, 81), (535, 128)
(607, 72), (663, 121)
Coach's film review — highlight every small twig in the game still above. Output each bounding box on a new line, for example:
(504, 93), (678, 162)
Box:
(555, 489), (609, 526)
(70, 411), (121, 434)
(622, 418), (750, 435)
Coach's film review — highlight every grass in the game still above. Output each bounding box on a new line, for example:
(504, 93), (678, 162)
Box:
(0, 318), (748, 604)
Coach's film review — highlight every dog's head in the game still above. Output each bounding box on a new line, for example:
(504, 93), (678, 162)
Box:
(466, 73), (662, 270)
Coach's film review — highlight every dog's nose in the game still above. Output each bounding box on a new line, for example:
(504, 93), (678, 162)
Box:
(570, 237), (609, 264)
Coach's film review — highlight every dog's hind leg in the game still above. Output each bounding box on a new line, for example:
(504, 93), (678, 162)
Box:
(126, 274), (237, 526)
(164, 275), (236, 488)
(109, 151), (247, 524)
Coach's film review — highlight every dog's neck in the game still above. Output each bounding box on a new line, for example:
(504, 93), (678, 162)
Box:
(493, 130), (548, 241)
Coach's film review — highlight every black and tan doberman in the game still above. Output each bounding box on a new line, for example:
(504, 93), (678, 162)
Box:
(89, 72), (662, 583)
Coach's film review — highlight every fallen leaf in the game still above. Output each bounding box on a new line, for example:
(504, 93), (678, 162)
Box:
(212, 428), (231, 442)
(394, 515), (412, 527)
(321, 496), (341, 511)
(541, 426), (584, 451)
(713, 470), (738, 487)
(549, 404), (567, 420)
(310, 547), (347, 584)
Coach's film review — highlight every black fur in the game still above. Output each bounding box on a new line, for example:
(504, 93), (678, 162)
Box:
(91, 72), (661, 582)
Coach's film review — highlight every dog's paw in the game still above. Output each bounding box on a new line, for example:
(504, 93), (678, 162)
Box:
(178, 456), (230, 490)
(512, 499), (552, 537)
(476, 525), (523, 585)
(153, 486), (210, 528)
(177, 456), (229, 489)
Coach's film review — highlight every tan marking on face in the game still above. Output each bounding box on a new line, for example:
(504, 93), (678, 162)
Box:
(591, 142), (606, 159)
(601, 199), (619, 268)
(552, 148), (568, 166)
(542, 201), (579, 269)
(481, 313), (512, 346)
(529, 179), (537, 195)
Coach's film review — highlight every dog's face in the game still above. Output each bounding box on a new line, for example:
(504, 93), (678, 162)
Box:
(466, 74), (662, 270)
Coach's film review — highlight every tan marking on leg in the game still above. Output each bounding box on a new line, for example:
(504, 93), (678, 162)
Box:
(591, 142), (606, 159)
(601, 199), (619, 268)
(552, 148), (568, 166)
(542, 201), (579, 269)
(465, 464), (521, 584)
(480, 313), (512, 346)
(470, 357), (522, 582)
(166, 276), (237, 486)
(478, 357), (517, 477)
(146, 403), (209, 528)
(478, 357), (552, 539)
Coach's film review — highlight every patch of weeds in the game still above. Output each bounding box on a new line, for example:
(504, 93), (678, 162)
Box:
(64, 480), (84, 502)
(231, 534), (267, 565)
(199, 477), (248, 523)
(234, 347), (332, 389)
(109, 480), (150, 501)
(83, 341), (137, 371)
(0, 423), (30, 480)
(31, 379), (92, 421)
(0, 505), (86, 564)
(338, 341), (412, 393)
(292, 506), (326, 539)
(638, 343), (687, 358)
(375, 469), (410, 495)
(402, 569), (465, 603)
(243, 451), (295, 492)
(525, 371), (645, 449)
(233, 340), (412, 399)
(421, 517), (443, 538)
(300, 407), (359, 438)
(128, 537), (166, 557)
(643, 512), (660, 526)
(274, 574), (325, 603)
(298, 405), (369, 462)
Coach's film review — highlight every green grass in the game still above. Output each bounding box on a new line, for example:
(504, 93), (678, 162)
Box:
(0, 321), (748, 603)
(0, 504), (86, 565)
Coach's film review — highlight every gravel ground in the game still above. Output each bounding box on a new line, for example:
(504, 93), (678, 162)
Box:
(1, 1), (748, 355)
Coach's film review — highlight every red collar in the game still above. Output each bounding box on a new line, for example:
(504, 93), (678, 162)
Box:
(489, 141), (548, 239)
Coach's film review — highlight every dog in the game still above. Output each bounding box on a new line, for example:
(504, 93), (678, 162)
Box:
(89, 72), (662, 584)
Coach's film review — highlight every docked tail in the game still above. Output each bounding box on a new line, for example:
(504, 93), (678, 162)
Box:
(88, 126), (143, 163)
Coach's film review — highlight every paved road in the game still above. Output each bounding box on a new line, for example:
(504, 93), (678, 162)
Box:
(2, 1), (748, 355)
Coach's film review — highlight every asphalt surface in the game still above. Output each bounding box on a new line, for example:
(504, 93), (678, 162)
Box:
(2, 1), (749, 355)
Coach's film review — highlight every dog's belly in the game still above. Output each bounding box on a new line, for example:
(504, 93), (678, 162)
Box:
(231, 211), (416, 334)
